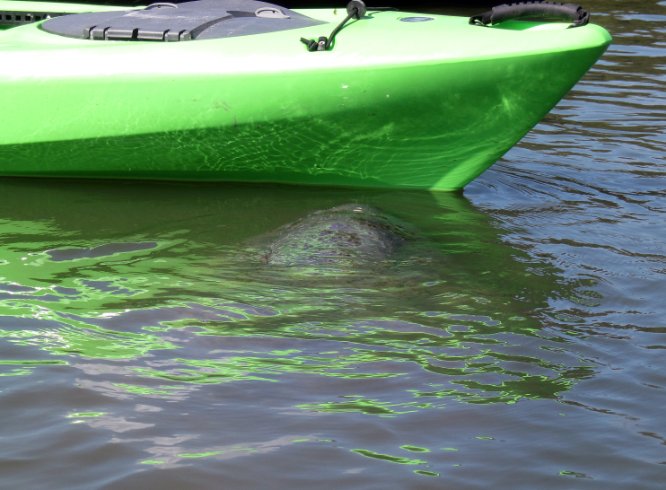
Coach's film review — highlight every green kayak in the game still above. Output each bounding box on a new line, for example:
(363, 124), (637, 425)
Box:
(0, 0), (611, 191)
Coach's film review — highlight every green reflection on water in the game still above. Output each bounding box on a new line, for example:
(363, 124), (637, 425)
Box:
(138, 436), (320, 466)
(0, 322), (177, 359)
(299, 396), (433, 417)
(409, 373), (576, 405)
(114, 383), (184, 396)
(560, 470), (592, 479)
(67, 411), (106, 418)
(66, 411), (107, 424)
(352, 446), (443, 478)
(352, 449), (428, 465)
(50, 328), (177, 360)
(140, 459), (167, 466)
(414, 470), (440, 477)
(0, 180), (590, 412)
(401, 445), (430, 453)
(0, 359), (67, 366)
(0, 368), (32, 376)
(0, 358), (67, 377)
(178, 451), (224, 459)
(134, 350), (407, 386)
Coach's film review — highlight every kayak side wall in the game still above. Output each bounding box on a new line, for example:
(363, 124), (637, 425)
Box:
(0, 45), (608, 190)
(0, 5), (611, 190)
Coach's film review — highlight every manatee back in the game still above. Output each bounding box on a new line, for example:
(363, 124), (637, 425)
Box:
(264, 204), (413, 267)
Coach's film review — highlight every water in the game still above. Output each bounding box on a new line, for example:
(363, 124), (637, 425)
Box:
(1, 1), (665, 488)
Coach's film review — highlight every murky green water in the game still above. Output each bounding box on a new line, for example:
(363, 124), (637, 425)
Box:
(1, 1), (665, 488)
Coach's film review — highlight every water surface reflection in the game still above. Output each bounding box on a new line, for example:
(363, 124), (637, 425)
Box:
(1, 1), (665, 487)
(0, 180), (591, 486)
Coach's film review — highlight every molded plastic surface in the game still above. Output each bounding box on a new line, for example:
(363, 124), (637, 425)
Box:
(41, 0), (323, 41)
(0, 1), (611, 191)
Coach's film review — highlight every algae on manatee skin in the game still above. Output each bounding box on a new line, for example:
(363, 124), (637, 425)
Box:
(260, 204), (416, 267)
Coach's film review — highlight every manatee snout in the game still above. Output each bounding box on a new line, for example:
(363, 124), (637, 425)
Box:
(263, 204), (414, 267)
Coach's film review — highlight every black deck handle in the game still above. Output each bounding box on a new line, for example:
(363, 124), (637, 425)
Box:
(470, 2), (590, 28)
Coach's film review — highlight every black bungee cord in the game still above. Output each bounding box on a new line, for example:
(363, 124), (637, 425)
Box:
(301, 0), (367, 51)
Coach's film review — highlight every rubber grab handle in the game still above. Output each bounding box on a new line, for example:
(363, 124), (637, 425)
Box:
(470, 1), (590, 27)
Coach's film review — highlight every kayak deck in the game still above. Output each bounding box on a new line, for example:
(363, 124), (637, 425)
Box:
(0, 1), (611, 191)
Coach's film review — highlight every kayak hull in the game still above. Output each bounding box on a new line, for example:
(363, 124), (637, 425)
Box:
(0, 1), (611, 191)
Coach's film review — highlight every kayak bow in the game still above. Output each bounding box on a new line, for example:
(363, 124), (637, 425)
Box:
(0, 0), (611, 190)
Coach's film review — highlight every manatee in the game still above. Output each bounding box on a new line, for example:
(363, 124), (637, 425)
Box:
(261, 204), (415, 268)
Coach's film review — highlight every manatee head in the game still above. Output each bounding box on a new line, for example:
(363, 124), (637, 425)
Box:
(262, 204), (415, 268)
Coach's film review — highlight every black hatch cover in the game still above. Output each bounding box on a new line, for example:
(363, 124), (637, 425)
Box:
(41, 0), (324, 41)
